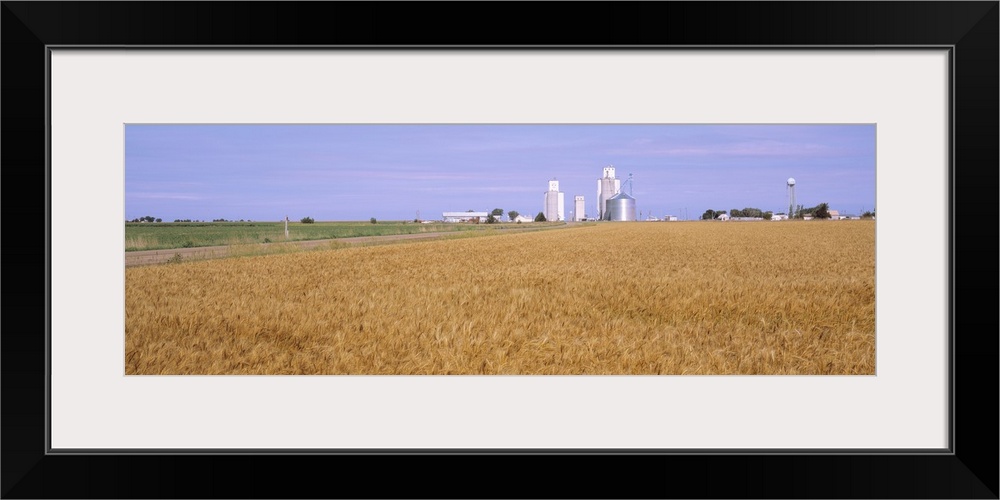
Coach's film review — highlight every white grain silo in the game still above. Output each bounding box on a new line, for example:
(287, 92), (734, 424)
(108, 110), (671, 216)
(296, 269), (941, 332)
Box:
(596, 165), (621, 220)
(574, 195), (585, 221)
(543, 178), (564, 221)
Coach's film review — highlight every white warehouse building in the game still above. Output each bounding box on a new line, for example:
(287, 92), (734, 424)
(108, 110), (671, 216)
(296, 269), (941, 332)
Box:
(442, 211), (489, 223)
(543, 179), (565, 221)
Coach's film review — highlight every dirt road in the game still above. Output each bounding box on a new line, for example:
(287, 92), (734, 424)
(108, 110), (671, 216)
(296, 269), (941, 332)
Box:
(124, 225), (566, 267)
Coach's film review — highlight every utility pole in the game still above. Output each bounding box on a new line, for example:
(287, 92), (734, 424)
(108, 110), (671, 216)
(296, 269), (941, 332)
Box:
(284, 215), (289, 239)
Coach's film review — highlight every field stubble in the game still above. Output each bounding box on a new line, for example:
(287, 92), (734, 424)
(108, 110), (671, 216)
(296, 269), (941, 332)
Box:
(125, 221), (875, 375)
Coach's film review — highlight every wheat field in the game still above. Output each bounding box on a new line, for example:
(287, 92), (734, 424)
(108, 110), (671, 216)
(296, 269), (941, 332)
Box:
(125, 221), (875, 375)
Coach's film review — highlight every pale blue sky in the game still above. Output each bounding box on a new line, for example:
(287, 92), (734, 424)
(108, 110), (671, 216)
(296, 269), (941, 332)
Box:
(125, 124), (876, 221)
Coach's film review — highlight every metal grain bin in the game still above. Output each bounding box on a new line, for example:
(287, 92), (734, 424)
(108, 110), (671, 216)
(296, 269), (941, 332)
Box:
(604, 192), (636, 221)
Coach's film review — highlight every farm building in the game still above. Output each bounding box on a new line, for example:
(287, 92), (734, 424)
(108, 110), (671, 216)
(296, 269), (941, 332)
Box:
(442, 211), (490, 223)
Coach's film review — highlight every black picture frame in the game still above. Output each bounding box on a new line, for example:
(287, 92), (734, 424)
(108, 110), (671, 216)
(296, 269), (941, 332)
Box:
(3, 2), (997, 498)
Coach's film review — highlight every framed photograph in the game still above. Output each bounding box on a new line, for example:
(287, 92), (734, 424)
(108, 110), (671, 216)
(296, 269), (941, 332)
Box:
(4, 2), (996, 498)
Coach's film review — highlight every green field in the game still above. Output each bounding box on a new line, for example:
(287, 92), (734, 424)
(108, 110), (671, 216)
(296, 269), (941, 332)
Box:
(125, 221), (562, 251)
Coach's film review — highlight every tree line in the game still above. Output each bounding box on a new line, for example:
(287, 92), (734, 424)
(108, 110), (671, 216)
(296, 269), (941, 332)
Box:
(127, 217), (261, 223)
(700, 203), (839, 220)
(128, 216), (161, 223)
(700, 208), (774, 220)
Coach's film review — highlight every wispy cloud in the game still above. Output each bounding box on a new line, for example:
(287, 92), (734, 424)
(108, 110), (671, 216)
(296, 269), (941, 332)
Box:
(128, 192), (204, 201)
(417, 185), (539, 194)
(608, 140), (835, 158)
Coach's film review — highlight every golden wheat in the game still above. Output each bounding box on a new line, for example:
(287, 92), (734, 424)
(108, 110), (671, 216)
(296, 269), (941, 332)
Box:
(125, 221), (875, 375)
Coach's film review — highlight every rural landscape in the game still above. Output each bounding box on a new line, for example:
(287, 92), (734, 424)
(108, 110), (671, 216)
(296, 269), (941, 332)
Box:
(124, 220), (875, 375)
(125, 124), (876, 375)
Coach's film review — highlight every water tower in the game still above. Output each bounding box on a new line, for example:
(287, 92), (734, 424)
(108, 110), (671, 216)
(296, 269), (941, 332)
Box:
(787, 178), (796, 218)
